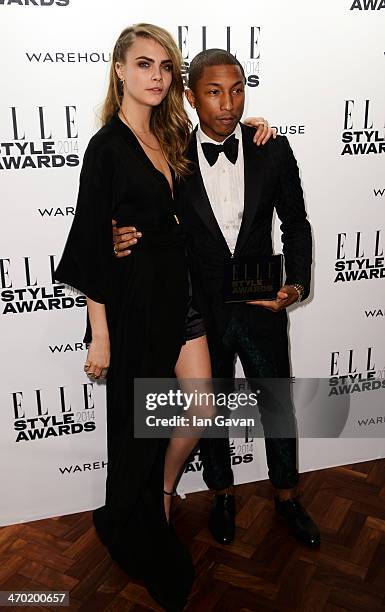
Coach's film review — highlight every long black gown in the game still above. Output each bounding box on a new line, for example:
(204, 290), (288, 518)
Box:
(55, 114), (197, 609)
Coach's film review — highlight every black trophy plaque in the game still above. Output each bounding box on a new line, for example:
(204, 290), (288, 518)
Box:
(223, 254), (283, 303)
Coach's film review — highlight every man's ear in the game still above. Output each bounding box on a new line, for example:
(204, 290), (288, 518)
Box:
(185, 88), (196, 109)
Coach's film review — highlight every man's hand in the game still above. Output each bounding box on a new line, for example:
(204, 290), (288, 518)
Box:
(243, 116), (277, 146)
(112, 219), (142, 258)
(246, 285), (299, 312)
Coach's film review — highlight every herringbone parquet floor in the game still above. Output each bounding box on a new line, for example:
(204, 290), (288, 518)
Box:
(1, 459), (385, 611)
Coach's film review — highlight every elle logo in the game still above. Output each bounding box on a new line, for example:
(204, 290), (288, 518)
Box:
(177, 25), (261, 60)
(330, 347), (376, 377)
(5, 106), (77, 141)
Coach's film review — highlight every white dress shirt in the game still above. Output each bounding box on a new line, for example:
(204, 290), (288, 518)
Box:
(197, 123), (245, 255)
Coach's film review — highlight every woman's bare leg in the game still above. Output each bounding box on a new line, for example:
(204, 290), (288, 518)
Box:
(163, 335), (212, 522)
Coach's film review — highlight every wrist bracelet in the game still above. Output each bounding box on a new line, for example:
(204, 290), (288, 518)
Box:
(291, 283), (304, 302)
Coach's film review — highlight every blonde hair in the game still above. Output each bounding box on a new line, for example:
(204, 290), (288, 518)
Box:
(101, 23), (192, 178)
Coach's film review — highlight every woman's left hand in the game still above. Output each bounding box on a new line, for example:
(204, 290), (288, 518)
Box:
(243, 116), (277, 146)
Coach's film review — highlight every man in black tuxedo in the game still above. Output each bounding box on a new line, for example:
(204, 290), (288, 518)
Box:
(113, 49), (320, 548)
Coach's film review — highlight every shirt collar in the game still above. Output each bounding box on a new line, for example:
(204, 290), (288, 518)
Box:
(197, 122), (242, 146)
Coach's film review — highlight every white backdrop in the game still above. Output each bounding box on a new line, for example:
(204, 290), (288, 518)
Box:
(1, 0), (384, 525)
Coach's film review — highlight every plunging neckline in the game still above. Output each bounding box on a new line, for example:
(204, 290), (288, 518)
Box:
(152, 165), (174, 201)
(115, 114), (174, 200)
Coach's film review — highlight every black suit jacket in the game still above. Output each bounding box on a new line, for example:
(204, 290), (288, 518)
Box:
(179, 123), (312, 337)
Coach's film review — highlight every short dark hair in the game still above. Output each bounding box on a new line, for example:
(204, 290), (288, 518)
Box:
(188, 49), (246, 91)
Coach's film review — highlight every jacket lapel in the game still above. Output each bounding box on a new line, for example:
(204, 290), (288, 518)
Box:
(187, 129), (231, 255)
(233, 123), (264, 256)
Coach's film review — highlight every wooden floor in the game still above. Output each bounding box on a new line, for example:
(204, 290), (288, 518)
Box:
(1, 459), (385, 611)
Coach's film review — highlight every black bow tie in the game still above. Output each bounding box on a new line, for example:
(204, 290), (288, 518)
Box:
(201, 133), (239, 166)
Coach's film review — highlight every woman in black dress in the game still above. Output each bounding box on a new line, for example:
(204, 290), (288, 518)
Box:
(55, 24), (211, 611)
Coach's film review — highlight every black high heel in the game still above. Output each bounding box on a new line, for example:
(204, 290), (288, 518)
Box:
(163, 488), (177, 497)
(163, 488), (177, 526)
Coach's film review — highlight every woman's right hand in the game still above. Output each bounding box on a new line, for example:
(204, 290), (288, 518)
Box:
(84, 335), (110, 380)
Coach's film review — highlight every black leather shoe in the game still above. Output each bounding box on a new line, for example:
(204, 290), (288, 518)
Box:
(208, 494), (236, 544)
(274, 496), (321, 548)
